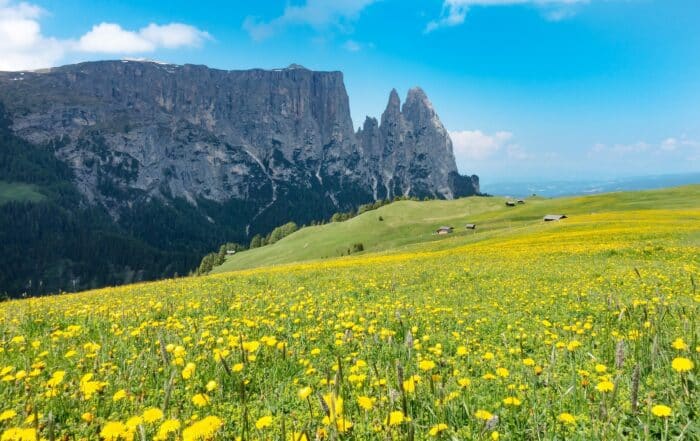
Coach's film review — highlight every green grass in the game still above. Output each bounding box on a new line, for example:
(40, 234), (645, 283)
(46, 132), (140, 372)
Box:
(214, 184), (700, 273)
(0, 181), (45, 205)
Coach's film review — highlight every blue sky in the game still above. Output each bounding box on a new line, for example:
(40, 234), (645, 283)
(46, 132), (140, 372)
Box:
(1, 0), (699, 183)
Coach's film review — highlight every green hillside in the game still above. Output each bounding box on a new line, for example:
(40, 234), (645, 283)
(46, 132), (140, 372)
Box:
(213, 184), (700, 274)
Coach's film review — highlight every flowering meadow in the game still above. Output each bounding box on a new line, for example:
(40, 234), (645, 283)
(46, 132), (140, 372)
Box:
(1, 207), (698, 440)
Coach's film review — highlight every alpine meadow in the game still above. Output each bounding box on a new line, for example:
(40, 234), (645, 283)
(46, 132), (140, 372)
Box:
(1, 1), (700, 440)
(1, 186), (698, 440)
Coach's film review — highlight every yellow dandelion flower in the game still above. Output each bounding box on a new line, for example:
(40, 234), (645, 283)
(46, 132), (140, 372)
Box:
(595, 381), (614, 392)
(651, 405), (672, 417)
(419, 360), (436, 371)
(558, 413), (576, 425)
(255, 415), (273, 430)
(671, 357), (694, 373)
(429, 423), (448, 436)
(475, 410), (493, 421)
(298, 386), (312, 400)
(388, 411), (405, 426)
(357, 396), (374, 411)
(192, 393), (210, 407)
(100, 422), (131, 440)
(142, 408), (164, 424)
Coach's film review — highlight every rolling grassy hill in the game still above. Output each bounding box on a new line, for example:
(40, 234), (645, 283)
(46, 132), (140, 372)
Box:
(213, 184), (700, 274)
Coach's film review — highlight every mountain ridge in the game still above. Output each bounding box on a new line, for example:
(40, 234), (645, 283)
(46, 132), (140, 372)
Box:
(0, 60), (479, 296)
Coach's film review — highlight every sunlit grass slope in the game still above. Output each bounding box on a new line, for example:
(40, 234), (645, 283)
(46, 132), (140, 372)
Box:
(214, 185), (700, 273)
(0, 185), (698, 440)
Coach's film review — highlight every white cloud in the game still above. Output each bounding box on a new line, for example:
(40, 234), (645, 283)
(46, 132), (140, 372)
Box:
(0, 0), (65, 70)
(244, 0), (378, 41)
(450, 129), (515, 160)
(0, 0), (210, 71)
(426, 0), (590, 32)
(77, 22), (210, 54)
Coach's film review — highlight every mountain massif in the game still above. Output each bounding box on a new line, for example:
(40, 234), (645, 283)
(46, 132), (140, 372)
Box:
(0, 60), (479, 296)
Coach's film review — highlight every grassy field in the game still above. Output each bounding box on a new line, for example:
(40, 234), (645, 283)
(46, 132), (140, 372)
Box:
(0, 181), (45, 205)
(0, 185), (698, 440)
(214, 185), (700, 273)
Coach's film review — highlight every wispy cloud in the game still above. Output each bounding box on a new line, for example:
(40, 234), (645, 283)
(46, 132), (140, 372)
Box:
(589, 135), (700, 161)
(0, 0), (211, 71)
(450, 129), (518, 160)
(426, 0), (591, 32)
(243, 0), (379, 41)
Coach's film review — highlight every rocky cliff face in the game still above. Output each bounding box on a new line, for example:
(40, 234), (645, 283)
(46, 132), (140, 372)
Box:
(0, 61), (478, 237)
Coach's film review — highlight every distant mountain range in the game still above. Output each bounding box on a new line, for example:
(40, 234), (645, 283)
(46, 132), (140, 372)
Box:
(0, 60), (478, 297)
(484, 173), (700, 198)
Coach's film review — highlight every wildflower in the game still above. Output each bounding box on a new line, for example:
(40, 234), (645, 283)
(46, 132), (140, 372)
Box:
(125, 416), (143, 431)
(113, 389), (128, 402)
(594, 364), (607, 373)
(255, 415), (273, 429)
(155, 420), (181, 441)
(1, 428), (37, 441)
(567, 340), (581, 351)
(206, 381), (218, 392)
(0, 410), (16, 422)
(182, 363), (196, 379)
(671, 357), (694, 373)
(429, 423), (448, 436)
(142, 408), (164, 423)
(182, 416), (223, 441)
(419, 360), (436, 371)
(82, 412), (94, 423)
(403, 377), (417, 393)
(595, 381), (614, 392)
(46, 370), (66, 388)
(192, 393), (210, 407)
(671, 338), (688, 351)
(495, 368), (509, 378)
(502, 396), (521, 406)
(651, 405), (672, 417)
(100, 422), (131, 440)
(558, 413), (576, 425)
(387, 411), (405, 426)
(298, 386), (312, 400)
(522, 358), (535, 366)
(458, 378), (471, 388)
(475, 410), (493, 421)
(357, 396), (374, 410)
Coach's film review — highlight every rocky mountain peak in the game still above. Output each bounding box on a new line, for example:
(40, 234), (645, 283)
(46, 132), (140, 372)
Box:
(0, 60), (478, 229)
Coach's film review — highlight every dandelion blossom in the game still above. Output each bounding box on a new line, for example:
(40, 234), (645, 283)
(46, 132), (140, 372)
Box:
(671, 357), (694, 373)
(651, 405), (672, 417)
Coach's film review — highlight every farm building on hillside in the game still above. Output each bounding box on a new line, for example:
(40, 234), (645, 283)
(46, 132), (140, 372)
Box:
(436, 226), (454, 235)
(517, 199), (525, 204)
(226, 250), (237, 255)
(505, 201), (516, 207)
(544, 214), (567, 222)
(465, 224), (477, 230)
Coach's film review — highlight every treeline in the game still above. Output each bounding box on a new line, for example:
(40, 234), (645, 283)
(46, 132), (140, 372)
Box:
(249, 221), (299, 249)
(194, 222), (300, 275)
